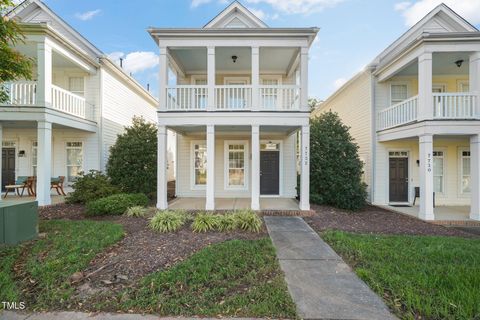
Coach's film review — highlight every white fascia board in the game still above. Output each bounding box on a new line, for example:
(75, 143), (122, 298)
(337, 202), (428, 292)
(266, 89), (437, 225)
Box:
(155, 38), (310, 48)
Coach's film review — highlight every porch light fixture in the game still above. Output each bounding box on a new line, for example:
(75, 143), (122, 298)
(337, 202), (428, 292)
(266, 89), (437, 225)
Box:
(231, 55), (238, 63)
(416, 159), (420, 166)
(455, 59), (464, 68)
(18, 150), (25, 157)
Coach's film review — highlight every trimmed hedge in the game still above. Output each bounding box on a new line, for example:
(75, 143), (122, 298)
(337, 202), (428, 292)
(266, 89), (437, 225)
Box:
(86, 193), (148, 216)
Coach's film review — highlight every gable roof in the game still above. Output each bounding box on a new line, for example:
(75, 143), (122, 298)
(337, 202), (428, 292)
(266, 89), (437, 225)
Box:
(204, 1), (268, 28)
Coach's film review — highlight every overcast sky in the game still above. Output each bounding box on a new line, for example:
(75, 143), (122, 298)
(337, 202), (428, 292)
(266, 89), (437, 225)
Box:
(42, 0), (480, 100)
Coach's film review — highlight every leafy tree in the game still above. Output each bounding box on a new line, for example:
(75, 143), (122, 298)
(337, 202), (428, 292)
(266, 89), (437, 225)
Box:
(0, 0), (33, 102)
(107, 116), (157, 196)
(308, 97), (320, 111)
(310, 111), (367, 210)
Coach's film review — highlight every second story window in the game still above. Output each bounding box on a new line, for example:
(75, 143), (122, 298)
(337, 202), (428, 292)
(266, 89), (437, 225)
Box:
(69, 77), (85, 96)
(390, 84), (407, 105)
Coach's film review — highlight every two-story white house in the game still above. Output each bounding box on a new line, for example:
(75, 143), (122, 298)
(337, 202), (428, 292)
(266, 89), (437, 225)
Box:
(0, 0), (160, 205)
(150, 2), (318, 211)
(315, 4), (480, 222)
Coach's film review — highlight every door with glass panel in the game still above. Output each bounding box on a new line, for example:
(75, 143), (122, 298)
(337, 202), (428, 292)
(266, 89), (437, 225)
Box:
(261, 79), (279, 110)
(225, 79), (248, 109)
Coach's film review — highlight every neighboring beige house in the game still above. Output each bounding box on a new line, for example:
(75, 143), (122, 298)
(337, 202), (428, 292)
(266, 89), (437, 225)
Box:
(314, 4), (480, 221)
(0, 0), (163, 205)
(150, 2), (318, 211)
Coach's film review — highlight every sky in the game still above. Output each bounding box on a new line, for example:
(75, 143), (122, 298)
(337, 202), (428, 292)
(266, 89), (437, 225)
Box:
(41, 0), (480, 101)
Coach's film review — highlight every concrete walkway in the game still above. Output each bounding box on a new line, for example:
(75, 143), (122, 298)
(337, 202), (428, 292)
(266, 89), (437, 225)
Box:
(264, 216), (396, 320)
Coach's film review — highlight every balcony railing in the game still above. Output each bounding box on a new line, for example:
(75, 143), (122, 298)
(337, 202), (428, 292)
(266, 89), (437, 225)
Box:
(164, 85), (301, 111)
(377, 95), (418, 130)
(1, 81), (91, 120)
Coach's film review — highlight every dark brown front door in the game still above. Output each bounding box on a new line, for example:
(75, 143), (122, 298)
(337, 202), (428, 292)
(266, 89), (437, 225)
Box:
(2, 148), (16, 191)
(260, 151), (280, 195)
(389, 157), (408, 202)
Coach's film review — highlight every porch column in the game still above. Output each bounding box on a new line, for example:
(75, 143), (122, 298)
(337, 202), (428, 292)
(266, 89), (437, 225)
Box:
(158, 46), (168, 111)
(36, 121), (52, 206)
(157, 125), (168, 209)
(419, 134), (434, 220)
(300, 47), (309, 111)
(251, 125), (260, 210)
(469, 52), (480, 115)
(36, 39), (52, 107)
(206, 125), (215, 210)
(417, 52), (433, 120)
(300, 125), (310, 211)
(470, 135), (480, 220)
(207, 47), (215, 111)
(251, 46), (260, 111)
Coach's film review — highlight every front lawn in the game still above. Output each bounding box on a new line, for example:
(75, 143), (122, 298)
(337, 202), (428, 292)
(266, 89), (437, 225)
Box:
(322, 230), (480, 320)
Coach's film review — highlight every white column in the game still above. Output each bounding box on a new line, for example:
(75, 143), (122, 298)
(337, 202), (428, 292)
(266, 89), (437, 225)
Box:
(251, 125), (260, 210)
(158, 46), (168, 111)
(206, 125), (215, 210)
(470, 52), (480, 116)
(300, 47), (309, 111)
(0, 123), (2, 200)
(36, 121), (52, 206)
(419, 134), (434, 220)
(470, 135), (480, 220)
(207, 46), (215, 111)
(417, 52), (433, 120)
(157, 125), (168, 209)
(300, 125), (310, 210)
(251, 46), (260, 111)
(36, 40), (52, 107)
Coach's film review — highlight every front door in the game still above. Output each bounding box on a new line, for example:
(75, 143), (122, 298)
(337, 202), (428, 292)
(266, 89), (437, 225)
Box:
(260, 151), (280, 195)
(389, 157), (408, 202)
(2, 148), (16, 191)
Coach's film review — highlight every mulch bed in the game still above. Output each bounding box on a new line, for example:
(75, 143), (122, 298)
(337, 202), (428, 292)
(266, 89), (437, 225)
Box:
(39, 203), (266, 300)
(306, 204), (476, 237)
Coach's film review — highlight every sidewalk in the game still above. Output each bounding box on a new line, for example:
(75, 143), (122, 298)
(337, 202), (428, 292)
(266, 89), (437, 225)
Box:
(264, 216), (396, 320)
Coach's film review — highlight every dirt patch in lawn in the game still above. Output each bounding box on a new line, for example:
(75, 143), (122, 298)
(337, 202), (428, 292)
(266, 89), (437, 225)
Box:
(306, 205), (475, 237)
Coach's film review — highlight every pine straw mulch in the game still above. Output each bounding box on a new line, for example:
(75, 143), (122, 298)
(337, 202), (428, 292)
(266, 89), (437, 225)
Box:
(306, 204), (476, 237)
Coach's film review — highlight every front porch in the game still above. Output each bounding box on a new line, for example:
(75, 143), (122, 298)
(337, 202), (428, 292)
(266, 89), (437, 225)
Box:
(383, 205), (471, 222)
(169, 197), (300, 211)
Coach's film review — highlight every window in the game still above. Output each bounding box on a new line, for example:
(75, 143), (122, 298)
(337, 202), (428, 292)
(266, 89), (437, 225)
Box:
(226, 142), (247, 188)
(69, 77), (84, 96)
(66, 142), (83, 183)
(194, 78), (207, 109)
(261, 78), (279, 109)
(32, 141), (38, 176)
(389, 151), (408, 157)
(458, 81), (470, 92)
(193, 143), (207, 186)
(390, 84), (408, 105)
(461, 150), (471, 194)
(433, 151), (444, 193)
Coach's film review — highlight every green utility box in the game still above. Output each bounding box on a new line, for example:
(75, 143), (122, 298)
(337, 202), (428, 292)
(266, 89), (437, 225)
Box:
(0, 201), (38, 245)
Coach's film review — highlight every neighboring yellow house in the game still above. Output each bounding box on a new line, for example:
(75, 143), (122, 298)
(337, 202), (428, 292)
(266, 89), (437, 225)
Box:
(313, 4), (480, 222)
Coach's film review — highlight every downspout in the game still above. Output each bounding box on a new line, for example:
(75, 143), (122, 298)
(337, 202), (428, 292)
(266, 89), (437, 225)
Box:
(369, 68), (376, 204)
(97, 65), (105, 171)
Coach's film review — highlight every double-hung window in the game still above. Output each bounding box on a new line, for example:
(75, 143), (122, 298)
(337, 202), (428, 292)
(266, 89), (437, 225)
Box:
(390, 84), (408, 105)
(225, 142), (247, 188)
(433, 151), (445, 193)
(66, 142), (83, 183)
(32, 141), (38, 176)
(193, 143), (207, 186)
(69, 77), (85, 96)
(460, 150), (471, 194)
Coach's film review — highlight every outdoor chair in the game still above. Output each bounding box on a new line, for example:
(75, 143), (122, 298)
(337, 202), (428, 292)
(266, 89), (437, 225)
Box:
(413, 187), (435, 207)
(51, 176), (66, 196)
(3, 176), (29, 198)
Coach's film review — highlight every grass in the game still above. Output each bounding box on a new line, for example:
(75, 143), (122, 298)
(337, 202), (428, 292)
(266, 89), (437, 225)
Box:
(0, 220), (124, 310)
(119, 238), (296, 318)
(322, 230), (480, 320)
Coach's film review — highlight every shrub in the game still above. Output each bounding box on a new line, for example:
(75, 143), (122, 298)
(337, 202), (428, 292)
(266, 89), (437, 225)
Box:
(233, 210), (262, 233)
(86, 193), (148, 216)
(66, 170), (119, 204)
(125, 206), (148, 218)
(150, 210), (189, 233)
(217, 213), (237, 232)
(106, 117), (157, 197)
(191, 213), (221, 233)
(310, 111), (367, 210)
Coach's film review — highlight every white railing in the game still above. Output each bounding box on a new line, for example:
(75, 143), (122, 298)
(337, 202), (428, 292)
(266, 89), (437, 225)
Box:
(215, 85), (252, 110)
(2, 81), (37, 105)
(433, 93), (479, 119)
(51, 84), (86, 119)
(166, 85), (208, 110)
(259, 85), (300, 110)
(377, 95), (418, 130)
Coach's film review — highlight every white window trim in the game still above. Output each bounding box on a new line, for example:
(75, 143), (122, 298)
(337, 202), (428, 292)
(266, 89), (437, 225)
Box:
(260, 139), (283, 197)
(32, 141), (38, 176)
(260, 75), (282, 85)
(432, 83), (447, 92)
(386, 148), (412, 204)
(191, 75), (207, 85)
(433, 148), (447, 196)
(224, 140), (249, 190)
(457, 80), (470, 92)
(190, 140), (207, 190)
(389, 82), (409, 106)
(65, 140), (84, 185)
(458, 147), (471, 197)
(224, 77), (250, 85)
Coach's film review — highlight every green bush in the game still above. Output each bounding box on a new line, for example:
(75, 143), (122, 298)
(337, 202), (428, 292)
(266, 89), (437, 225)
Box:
(150, 210), (189, 233)
(125, 206), (148, 217)
(217, 213), (237, 232)
(233, 210), (262, 233)
(310, 111), (367, 210)
(107, 117), (157, 197)
(66, 170), (119, 204)
(86, 193), (148, 216)
(191, 213), (221, 233)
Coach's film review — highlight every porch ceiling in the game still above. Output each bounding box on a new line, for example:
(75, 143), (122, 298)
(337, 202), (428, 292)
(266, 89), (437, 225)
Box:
(169, 125), (299, 136)
(0, 120), (93, 131)
(395, 52), (470, 77)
